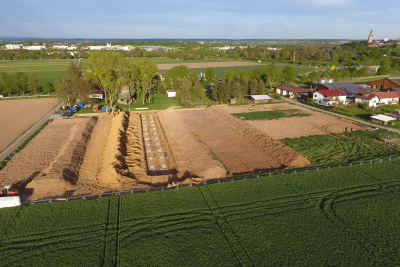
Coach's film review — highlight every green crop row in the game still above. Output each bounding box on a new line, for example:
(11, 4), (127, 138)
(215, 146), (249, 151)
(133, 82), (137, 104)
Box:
(282, 130), (400, 166)
(0, 158), (399, 266)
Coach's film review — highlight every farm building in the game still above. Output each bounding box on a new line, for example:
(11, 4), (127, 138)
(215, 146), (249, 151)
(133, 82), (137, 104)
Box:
(275, 85), (310, 98)
(250, 95), (272, 104)
(316, 82), (367, 97)
(355, 91), (400, 107)
(313, 89), (347, 107)
(89, 90), (104, 100)
(370, 77), (400, 91)
(370, 114), (397, 125)
(167, 90), (176, 98)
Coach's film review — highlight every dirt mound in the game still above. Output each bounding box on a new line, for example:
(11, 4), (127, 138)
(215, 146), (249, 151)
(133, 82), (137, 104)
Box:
(0, 117), (98, 200)
(96, 113), (129, 188)
(206, 106), (311, 168)
(160, 108), (227, 180)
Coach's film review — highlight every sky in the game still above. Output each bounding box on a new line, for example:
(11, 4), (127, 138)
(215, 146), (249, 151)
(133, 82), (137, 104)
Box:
(0, 0), (399, 40)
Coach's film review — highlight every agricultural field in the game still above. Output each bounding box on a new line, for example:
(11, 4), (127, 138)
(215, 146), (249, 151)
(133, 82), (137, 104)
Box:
(0, 158), (399, 266)
(0, 98), (59, 153)
(282, 129), (400, 165)
(224, 103), (370, 139)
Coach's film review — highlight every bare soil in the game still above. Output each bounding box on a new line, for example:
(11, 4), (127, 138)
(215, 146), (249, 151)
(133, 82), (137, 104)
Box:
(223, 103), (369, 139)
(157, 61), (263, 70)
(0, 98), (59, 152)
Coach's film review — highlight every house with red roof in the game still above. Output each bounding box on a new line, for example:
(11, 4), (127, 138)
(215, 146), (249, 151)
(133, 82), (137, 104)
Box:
(313, 89), (347, 107)
(275, 85), (310, 98)
(355, 91), (400, 107)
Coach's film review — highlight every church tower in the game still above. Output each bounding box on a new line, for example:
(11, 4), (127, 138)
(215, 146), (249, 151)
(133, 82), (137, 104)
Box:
(368, 30), (373, 44)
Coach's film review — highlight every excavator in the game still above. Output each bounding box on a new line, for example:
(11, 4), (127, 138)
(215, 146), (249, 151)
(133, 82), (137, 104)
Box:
(0, 185), (19, 196)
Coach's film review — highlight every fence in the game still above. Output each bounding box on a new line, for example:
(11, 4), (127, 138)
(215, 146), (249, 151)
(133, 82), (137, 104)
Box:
(21, 154), (400, 206)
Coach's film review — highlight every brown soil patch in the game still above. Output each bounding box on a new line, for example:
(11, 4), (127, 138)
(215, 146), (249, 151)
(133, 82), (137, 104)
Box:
(177, 108), (284, 174)
(157, 61), (264, 70)
(159, 108), (226, 179)
(0, 98), (59, 152)
(2, 103), (365, 201)
(223, 103), (369, 139)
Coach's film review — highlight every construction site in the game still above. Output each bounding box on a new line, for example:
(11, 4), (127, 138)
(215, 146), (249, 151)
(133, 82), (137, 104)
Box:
(0, 103), (368, 201)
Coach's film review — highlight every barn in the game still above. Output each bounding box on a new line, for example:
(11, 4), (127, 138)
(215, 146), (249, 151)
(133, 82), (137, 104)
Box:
(370, 77), (400, 91)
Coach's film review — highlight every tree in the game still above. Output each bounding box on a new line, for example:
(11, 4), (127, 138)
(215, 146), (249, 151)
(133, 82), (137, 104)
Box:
(282, 66), (296, 83)
(71, 78), (95, 103)
(192, 80), (205, 101)
(212, 82), (230, 103)
(28, 73), (39, 96)
(15, 72), (28, 97)
(42, 81), (53, 96)
(54, 78), (73, 104)
(0, 72), (15, 97)
(308, 71), (320, 85)
(250, 79), (259, 95)
(203, 67), (216, 86)
(257, 80), (265, 94)
(264, 64), (281, 89)
(83, 51), (125, 104)
(134, 60), (158, 104)
(299, 74), (308, 84)
(163, 65), (192, 89)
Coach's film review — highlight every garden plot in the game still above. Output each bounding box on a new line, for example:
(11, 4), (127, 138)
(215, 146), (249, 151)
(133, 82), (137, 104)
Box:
(224, 103), (369, 139)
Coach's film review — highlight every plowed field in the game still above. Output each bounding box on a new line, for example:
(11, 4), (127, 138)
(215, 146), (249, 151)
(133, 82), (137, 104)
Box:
(0, 98), (59, 152)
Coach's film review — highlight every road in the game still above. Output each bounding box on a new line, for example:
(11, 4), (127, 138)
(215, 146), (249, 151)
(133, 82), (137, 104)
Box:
(283, 98), (400, 134)
(0, 101), (64, 162)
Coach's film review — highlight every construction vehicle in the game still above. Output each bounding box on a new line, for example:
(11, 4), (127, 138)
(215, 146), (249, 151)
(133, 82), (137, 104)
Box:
(0, 185), (19, 197)
(101, 106), (120, 115)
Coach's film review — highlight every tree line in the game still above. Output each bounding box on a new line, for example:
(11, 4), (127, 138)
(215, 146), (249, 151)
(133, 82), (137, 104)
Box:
(0, 71), (52, 97)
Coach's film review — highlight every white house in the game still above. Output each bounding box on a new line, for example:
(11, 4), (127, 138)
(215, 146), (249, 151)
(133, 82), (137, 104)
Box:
(166, 90), (176, 98)
(89, 90), (104, 100)
(355, 91), (400, 107)
(313, 89), (347, 107)
(5, 44), (23, 49)
(275, 85), (309, 98)
(23, 46), (46, 50)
